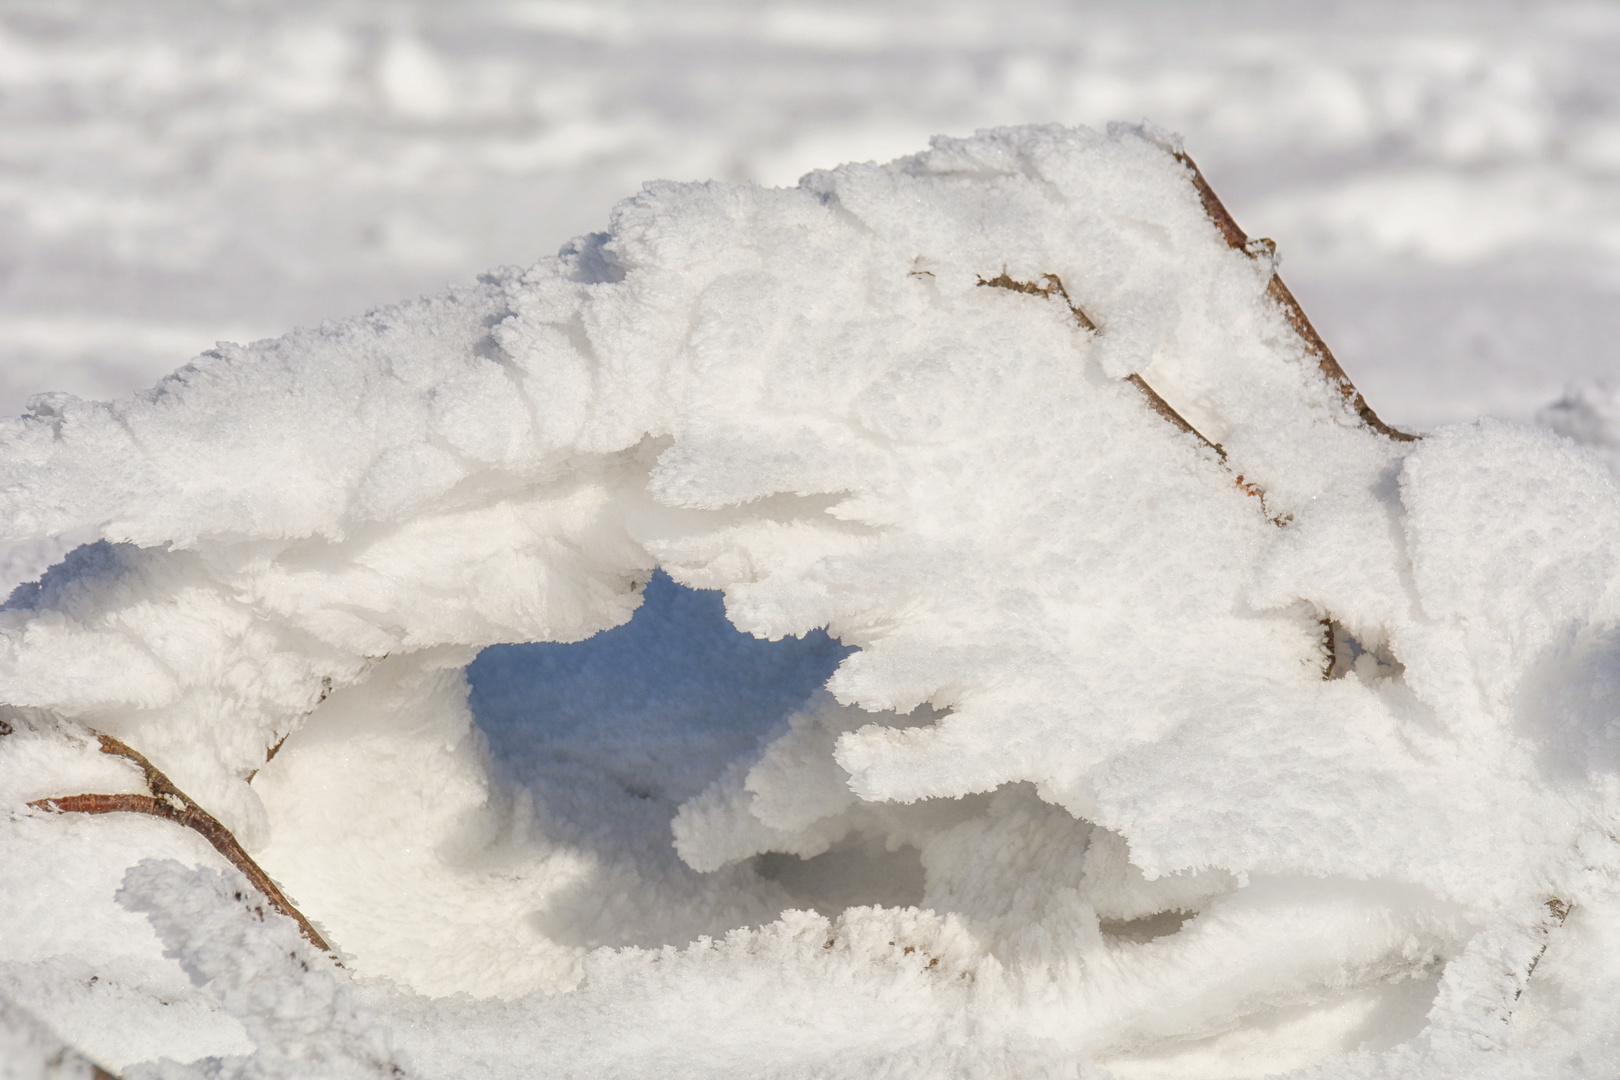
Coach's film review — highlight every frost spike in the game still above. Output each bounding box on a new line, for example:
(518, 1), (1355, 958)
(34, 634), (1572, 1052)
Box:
(1173, 150), (1417, 442)
(30, 732), (335, 957)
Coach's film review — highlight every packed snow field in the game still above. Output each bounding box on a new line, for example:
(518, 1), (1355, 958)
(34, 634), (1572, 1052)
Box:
(4, 4), (1620, 1080)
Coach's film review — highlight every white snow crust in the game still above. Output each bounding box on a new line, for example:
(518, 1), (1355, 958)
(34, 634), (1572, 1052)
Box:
(3, 124), (1620, 1078)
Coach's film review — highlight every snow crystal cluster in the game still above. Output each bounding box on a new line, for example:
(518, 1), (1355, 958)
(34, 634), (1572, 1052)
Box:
(3, 123), (1620, 1078)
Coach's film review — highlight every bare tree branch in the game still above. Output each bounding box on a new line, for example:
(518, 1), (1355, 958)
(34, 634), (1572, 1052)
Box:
(1173, 150), (1416, 442)
(977, 270), (1274, 515)
(30, 732), (335, 957)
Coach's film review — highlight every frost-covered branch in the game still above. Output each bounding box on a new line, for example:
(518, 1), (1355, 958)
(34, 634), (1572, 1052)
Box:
(1173, 149), (1415, 442)
(30, 733), (334, 956)
(976, 267), (1273, 512)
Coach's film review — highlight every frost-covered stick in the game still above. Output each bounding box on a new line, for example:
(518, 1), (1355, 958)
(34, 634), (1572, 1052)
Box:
(28, 732), (335, 956)
(976, 271), (1217, 447)
(977, 270), (1271, 510)
(1173, 150), (1416, 442)
(1519, 898), (1573, 999)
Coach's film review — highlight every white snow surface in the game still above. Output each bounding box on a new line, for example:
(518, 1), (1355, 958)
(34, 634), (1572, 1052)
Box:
(2, 122), (1620, 1077)
(3, 0), (1620, 436)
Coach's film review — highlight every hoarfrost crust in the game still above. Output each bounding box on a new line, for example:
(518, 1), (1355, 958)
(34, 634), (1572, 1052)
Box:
(2, 124), (1619, 1077)
(116, 859), (405, 1080)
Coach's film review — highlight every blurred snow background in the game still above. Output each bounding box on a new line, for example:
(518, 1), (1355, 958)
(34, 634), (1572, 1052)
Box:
(0, 0), (1617, 431)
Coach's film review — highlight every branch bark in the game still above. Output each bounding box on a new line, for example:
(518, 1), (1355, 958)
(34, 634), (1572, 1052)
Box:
(977, 270), (1273, 514)
(30, 732), (335, 957)
(1173, 150), (1416, 442)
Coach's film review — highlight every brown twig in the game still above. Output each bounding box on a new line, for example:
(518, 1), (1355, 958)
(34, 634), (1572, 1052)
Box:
(30, 732), (334, 956)
(1172, 151), (1416, 442)
(264, 730), (291, 765)
(1516, 897), (1572, 1002)
(977, 272), (1097, 331)
(1124, 373), (1217, 453)
(978, 271), (1272, 513)
(977, 273), (1211, 445)
(246, 675), (330, 783)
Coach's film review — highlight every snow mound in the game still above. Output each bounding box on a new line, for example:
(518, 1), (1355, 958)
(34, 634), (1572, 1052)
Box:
(3, 123), (1620, 1077)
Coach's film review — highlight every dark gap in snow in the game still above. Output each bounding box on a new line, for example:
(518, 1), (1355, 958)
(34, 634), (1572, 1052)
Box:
(1324, 619), (1404, 682)
(2, 540), (135, 612)
(1099, 909), (1193, 944)
(559, 232), (625, 285)
(751, 836), (927, 915)
(465, 571), (941, 941)
(467, 570), (854, 805)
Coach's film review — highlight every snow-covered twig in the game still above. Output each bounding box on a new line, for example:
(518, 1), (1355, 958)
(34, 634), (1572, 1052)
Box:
(29, 732), (334, 956)
(1517, 897), (1572, 1001)
(976, 269), (1273, 513)
(1173, 150), (1416, 442)
(976, 271), (1218, 448)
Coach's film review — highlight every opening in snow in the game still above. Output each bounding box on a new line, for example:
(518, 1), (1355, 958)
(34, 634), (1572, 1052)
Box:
(1097, 909), (1194, 944)
(753, 839), (926, 913)
(466, 572), (933, 922)
(1322, 618), (1405, 683)
(467, 570), (854, 808)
